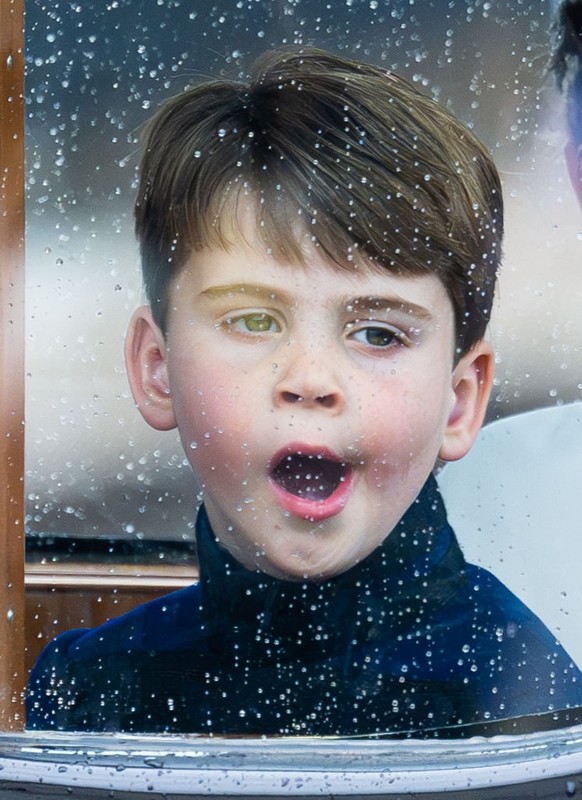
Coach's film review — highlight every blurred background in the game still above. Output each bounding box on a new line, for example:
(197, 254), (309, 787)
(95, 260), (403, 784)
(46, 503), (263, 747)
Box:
(24, 0), (582, 543)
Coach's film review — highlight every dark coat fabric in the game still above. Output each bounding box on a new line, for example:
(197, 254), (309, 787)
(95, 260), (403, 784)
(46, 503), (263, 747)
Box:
(26, 476), (582, 736)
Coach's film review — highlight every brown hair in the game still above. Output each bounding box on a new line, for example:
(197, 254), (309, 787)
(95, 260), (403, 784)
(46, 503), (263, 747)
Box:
(135, 47), (503, 356)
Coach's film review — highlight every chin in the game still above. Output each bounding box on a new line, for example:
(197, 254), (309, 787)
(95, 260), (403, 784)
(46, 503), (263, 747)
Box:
(265, 550), (349, 583)
(262, 558), (320, 582)
(257, 547), (330, 582)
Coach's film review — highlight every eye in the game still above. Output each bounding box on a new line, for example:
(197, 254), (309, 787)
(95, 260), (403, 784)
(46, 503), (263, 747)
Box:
(227, 312), (281, 334)
(349, 325), (403, 348)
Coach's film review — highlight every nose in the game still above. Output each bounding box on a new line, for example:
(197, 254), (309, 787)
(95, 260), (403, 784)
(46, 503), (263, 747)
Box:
(272, 347), (345, 414)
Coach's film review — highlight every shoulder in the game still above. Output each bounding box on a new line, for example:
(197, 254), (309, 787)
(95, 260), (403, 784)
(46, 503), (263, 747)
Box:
(460, 562), (558, 636)
(26, 582), (204, 730)
(76, 582), (203, 660)
(27, 584), (202, 694)
(422, 559), (558, 648)
(420, 557), (580, 677)
(419, 561), (582, 717)
(462, 562), (582, 679)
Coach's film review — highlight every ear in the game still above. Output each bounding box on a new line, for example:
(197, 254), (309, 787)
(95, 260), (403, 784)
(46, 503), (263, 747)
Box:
(438, 340), (494, 463)
(565, 140), (582, 210)
(125, 306), (177, 431)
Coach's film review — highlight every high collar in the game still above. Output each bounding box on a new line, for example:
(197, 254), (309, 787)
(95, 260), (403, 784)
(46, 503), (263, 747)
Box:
(195, 474), (467, 656)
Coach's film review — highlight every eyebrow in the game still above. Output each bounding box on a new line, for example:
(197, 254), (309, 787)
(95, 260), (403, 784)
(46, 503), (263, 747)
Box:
(200, 283), (293, 304)
(346, 295), (434, 322)
(200, 283), (434, 322)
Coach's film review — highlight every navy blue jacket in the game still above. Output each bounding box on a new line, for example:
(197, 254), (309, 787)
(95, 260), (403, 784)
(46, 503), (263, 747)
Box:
(27, 476), (582, 735)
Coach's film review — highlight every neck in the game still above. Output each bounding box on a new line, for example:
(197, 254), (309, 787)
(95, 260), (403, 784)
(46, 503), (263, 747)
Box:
(194, 475), (466, 653)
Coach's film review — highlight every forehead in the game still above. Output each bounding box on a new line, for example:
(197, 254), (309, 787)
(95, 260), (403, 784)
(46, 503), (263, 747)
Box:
(185, 188), (438, 286)
(184, 194), (449, 301)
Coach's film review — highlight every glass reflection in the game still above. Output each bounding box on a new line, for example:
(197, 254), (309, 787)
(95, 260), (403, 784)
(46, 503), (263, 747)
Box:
(24, 0), (582, 737)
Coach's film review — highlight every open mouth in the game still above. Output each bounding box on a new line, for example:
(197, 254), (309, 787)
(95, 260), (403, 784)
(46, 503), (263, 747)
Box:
(268, 447), (354, 521)
(270, 452), (348, 501)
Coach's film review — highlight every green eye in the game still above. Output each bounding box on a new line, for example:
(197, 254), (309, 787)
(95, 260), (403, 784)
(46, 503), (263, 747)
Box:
(234, 313), (279, 333)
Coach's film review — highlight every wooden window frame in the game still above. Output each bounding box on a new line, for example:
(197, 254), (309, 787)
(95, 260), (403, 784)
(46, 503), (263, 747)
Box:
(0, 0), (25, 731)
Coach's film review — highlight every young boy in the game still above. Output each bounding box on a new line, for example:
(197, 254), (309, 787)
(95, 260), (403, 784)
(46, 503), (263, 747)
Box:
(27, 47), (582, 736)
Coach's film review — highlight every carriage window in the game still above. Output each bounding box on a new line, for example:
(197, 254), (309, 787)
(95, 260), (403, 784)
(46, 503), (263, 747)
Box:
(17, 0), (582, 749)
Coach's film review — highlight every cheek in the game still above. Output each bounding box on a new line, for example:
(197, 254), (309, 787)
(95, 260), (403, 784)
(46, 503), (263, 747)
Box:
(170, 364), (258, 479)
(360, 378), (451, 471)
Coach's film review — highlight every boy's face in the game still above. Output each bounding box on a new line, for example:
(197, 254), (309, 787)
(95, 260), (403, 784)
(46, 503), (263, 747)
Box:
(127, 219), (493, 582)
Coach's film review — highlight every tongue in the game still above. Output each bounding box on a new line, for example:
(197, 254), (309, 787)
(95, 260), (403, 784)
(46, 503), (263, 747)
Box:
(271, 453), (346, 501)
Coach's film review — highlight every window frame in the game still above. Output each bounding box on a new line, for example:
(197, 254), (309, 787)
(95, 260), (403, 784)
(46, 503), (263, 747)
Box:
(0, 0), (25, 733)
(2, 2), (582, 795)
(1, 727), (582, 797)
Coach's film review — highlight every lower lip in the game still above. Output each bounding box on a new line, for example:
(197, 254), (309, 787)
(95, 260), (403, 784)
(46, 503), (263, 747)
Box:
(268, 470), (354, 522)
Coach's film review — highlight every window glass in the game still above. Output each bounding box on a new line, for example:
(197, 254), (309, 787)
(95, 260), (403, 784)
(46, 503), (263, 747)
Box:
(24, 0), (582, 739)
